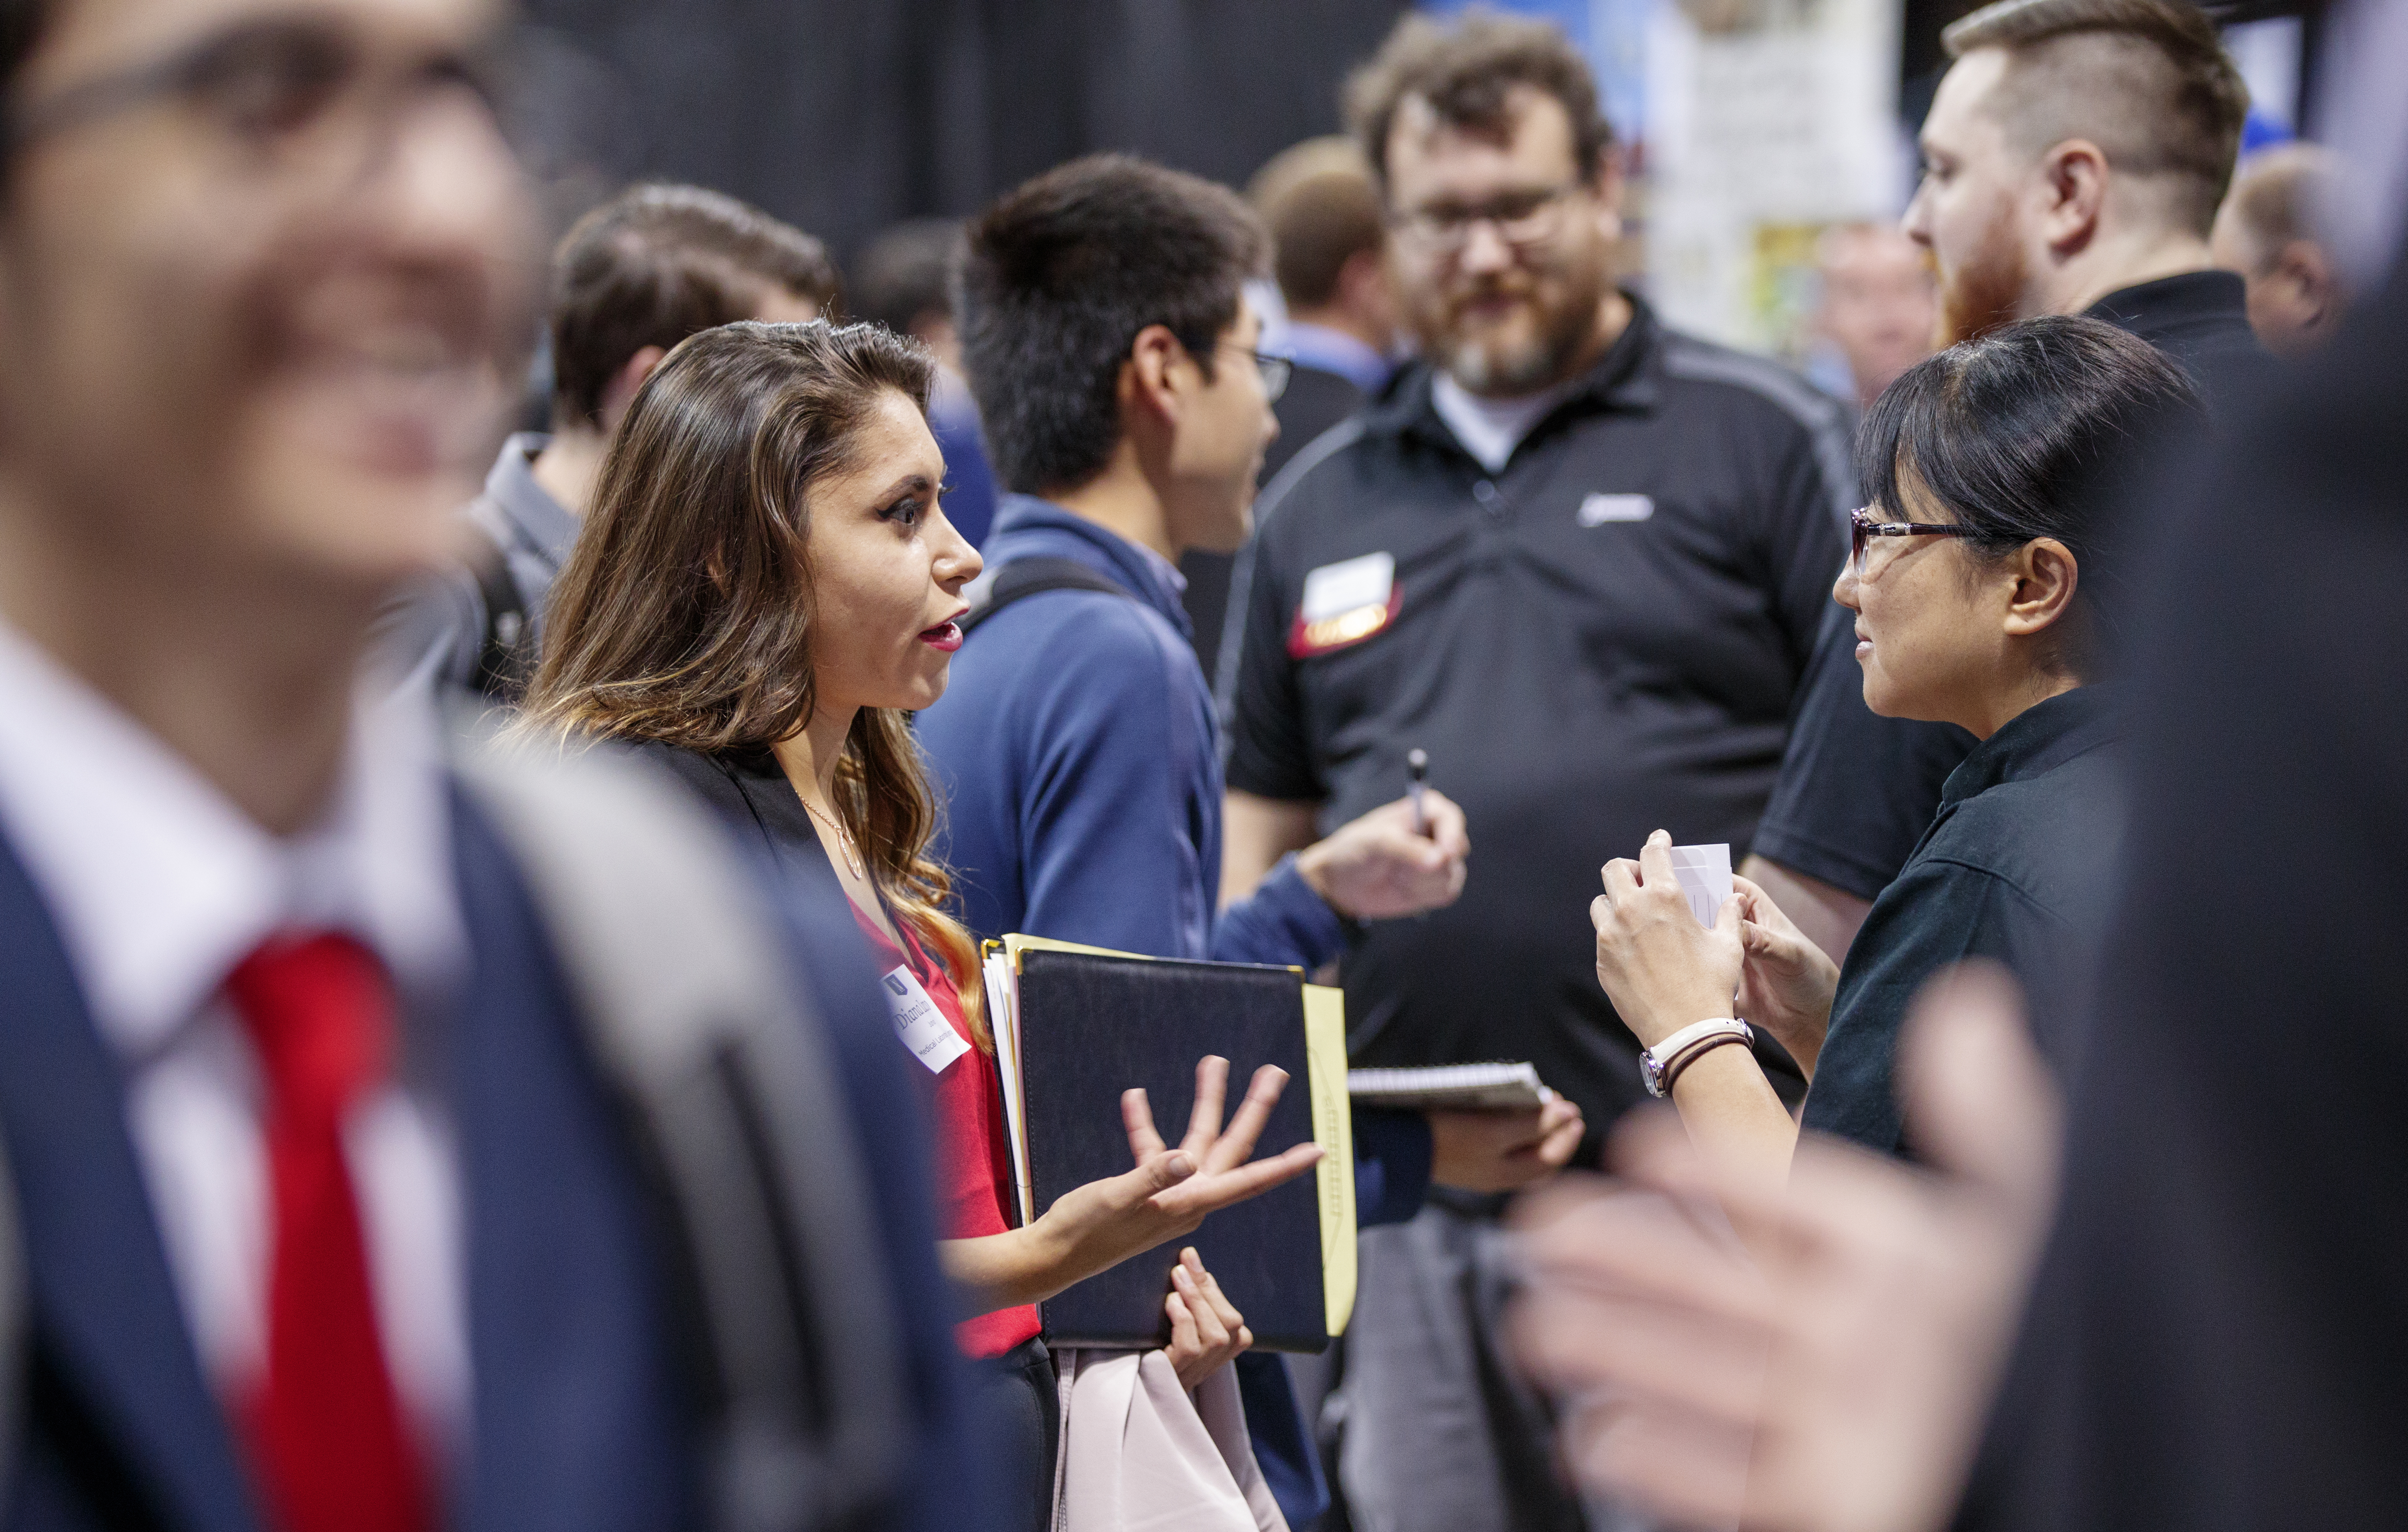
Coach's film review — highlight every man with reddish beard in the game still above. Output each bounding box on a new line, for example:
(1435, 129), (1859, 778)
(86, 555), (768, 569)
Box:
(1217, 14), (1850, 1529)
(1909, 0), (2258, 375)
(1740, 0), (2264, 967)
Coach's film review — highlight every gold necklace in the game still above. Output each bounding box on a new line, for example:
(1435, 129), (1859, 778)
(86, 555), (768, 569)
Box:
(802, 796), (868, 881)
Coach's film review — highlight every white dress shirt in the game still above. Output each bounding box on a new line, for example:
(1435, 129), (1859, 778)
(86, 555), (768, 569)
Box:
(0, 621), (471, 1455)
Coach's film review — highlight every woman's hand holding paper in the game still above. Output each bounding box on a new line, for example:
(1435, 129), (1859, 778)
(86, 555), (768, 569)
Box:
(1591, 830), (1746, 1048)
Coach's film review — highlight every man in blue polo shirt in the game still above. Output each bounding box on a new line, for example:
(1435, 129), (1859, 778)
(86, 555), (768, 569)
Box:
(916, 153), (1583, 1528)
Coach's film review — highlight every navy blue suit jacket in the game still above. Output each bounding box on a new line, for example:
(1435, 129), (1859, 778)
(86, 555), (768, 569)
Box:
(0, 788), (990, 1532)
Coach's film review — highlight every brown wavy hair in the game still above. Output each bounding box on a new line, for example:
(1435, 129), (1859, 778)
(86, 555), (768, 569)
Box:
(523, 319), (988, 1045)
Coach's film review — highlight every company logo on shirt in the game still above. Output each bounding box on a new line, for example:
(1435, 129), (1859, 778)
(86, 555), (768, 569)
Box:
(1289, 551), (1399, 658)
(1578, 493), (1655, 526)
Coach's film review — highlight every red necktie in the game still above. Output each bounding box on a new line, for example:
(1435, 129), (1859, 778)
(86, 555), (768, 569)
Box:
(224, 932), (431, 1532)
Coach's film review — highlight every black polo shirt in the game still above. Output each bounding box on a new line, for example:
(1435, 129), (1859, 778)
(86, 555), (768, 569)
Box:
(1747, 270), (2265, 904)
(1798, 684), (2123, 1154)
(1221, 293), (1852, 1139)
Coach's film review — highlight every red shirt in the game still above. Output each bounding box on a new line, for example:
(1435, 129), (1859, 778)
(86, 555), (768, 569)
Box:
(852, 908), (1041, 1359)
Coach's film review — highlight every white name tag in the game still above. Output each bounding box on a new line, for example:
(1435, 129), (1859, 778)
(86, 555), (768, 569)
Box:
(1300, 551), (1395, 623)
(882, 963), (970, 1074)
(1578, 492), (1655, 526)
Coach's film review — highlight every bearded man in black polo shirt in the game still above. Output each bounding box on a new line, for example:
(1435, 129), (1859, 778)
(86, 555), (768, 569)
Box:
(1746, 0), (2268, 964)
(1217, 14), (1850, 1530)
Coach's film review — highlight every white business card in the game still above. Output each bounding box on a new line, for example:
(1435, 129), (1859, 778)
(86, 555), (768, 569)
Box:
(1668, 843), (1733, 929)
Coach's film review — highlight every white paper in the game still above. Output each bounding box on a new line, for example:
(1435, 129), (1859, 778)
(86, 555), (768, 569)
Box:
(881, 962), (971, 1074)
(981, 951), (1033, 1226)
(1669, 843), (1733, 929)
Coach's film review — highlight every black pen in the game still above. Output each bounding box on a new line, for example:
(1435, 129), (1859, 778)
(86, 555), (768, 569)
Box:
(1408, 748), (1430, 836)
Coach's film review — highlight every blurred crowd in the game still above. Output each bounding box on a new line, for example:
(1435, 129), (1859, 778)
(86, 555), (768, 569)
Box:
(0, 0), (2399, 1530)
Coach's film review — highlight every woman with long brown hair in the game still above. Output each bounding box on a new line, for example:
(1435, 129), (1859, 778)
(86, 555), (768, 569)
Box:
(523, 319), (1320, 1529)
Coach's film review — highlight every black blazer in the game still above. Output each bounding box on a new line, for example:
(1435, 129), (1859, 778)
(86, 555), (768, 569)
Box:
(626, 741), (842, 890)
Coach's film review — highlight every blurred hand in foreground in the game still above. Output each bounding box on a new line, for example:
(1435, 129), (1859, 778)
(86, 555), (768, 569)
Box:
(1507, 963), (2062, 1532)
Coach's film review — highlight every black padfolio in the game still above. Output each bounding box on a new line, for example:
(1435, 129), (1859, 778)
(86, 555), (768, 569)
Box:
(1011, 947), (1328, 1353)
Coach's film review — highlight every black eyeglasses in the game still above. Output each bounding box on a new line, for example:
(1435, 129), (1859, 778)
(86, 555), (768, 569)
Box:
(1850, 507), (1977, 576)
(1217, 343), (1292, 403)
(5, 15), (510, 189)
(1387, 181), (1586, 256)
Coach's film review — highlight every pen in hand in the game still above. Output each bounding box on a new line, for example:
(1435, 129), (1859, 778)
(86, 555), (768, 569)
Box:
(1408, 748), (1430, 837)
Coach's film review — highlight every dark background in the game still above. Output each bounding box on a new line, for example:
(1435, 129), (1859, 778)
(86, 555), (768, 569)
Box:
(509, 0), (2338, 283)
(514, 0), (1411, 266)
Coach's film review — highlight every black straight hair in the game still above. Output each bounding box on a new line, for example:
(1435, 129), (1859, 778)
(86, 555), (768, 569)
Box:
(1857, 313), (2203, 665)
(958, 153), (1268, 498)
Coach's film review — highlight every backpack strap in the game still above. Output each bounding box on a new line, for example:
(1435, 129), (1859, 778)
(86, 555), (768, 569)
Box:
(449, 722), (907, 1532)
(466, 516), (535, 703)
(958, 556), (1131, 638)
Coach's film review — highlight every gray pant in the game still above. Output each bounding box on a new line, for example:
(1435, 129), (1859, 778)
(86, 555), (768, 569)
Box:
(1328, 1192), (1591, 1532)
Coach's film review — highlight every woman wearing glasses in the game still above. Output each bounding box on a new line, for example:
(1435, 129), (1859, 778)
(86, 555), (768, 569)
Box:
(1584, 315), (2201, 1181)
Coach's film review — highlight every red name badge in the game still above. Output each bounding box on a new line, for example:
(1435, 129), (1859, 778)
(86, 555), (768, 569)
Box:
(1289, 551), (1399, 659)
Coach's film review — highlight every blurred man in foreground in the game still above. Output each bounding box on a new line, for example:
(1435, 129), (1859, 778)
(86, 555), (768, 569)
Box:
(2213, 142), (2350, 356)
(0, 0), (982, 1525)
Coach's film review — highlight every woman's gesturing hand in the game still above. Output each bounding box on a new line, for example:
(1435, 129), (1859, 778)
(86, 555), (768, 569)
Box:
(1730, 874), (1843, 1076)
(1163, 1246), (1253, 1389)
(1591, 830), (1745, 1048)
(1028, 1055), (1324, 1300)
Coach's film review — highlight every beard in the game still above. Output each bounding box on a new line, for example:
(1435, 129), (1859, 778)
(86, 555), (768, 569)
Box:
(1410, 253), (1613, 396)
(1937, 213), (2030, 344)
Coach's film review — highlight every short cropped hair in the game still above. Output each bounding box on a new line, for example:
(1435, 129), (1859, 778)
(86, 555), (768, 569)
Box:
(1944, 0), (2249, 236)
(2219, 143), (2342, 274)
(1249, 138), (1385, 311)
(958, 154), (1268, 497)
(1858, 313), (2202, 668)
(549, 184), (840, 427)
(1344, 10), (1613, 191)
(849, 219), (964, 339)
